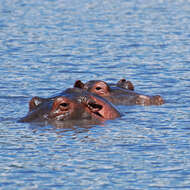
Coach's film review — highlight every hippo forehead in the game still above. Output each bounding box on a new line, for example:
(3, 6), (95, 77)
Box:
(64, 87), (85, 94)
(85, 80), (103, 87)
(61, 88), (93, 104)
(84, 80), (109, 90)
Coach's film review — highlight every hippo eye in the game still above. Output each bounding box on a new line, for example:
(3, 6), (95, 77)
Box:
(60, 103), (69, 107)
(96, 87), (101, 90)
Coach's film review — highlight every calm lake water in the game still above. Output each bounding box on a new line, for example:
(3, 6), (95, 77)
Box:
(0, 0), (190, 189)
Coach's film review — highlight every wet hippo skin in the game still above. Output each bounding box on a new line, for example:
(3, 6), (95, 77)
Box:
(19, 88), (121, 123)
(74, 80), (164, 106)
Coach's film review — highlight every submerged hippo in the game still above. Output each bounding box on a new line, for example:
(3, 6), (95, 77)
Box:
(74, 80), (164, 106)
(75, 78), (135, 91)
(19, 88), (121, 123)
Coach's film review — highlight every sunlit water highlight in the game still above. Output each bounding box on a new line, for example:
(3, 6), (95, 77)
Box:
(0, 0), (190, 189)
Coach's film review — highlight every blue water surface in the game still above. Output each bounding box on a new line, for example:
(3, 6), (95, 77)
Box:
(0, 0), (190, 189)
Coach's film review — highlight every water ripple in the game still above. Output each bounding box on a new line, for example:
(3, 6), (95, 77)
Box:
(0, 0), (190, 189)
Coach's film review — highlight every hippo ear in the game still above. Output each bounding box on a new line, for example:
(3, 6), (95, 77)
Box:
(29, 96), (47, 111)
(125, 81), (134, 91)
(74, 80), (85, 89)
(117, 79), (134, 91)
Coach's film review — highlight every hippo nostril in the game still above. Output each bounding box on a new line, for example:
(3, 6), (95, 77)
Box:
(87, 102), (103, 118)
(88, 102), (102, 110)
(95, 87), (102, 91)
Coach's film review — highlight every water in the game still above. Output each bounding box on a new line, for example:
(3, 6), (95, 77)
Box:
(0, 0), (190, 189)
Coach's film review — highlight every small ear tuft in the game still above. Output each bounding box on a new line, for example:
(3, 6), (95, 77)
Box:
(126, 81), (134, 91)
(74, 80), (85, 88)
(117, 79), (134, 91)
(29, 96), (46, 111)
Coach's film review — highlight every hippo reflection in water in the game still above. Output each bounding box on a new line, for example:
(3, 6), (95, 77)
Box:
(74, 79), (164, 106)
(19, 88), (121, 123)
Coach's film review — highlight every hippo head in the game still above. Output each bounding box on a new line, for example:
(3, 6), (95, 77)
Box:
(19, 96), (86, 122)
(74, 80), (164, 106)
(19, 89), (120, 123)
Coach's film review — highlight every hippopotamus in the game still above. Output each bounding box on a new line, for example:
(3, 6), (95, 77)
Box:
(74, 80), (164, 106)
(19, 88), (121, 123)
(75, 78), (135, 91)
